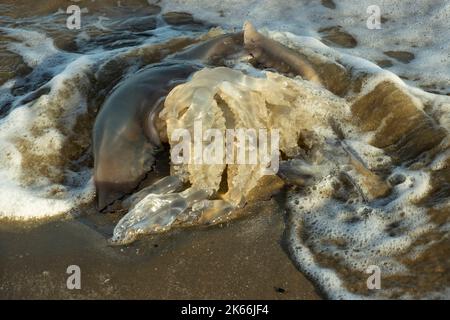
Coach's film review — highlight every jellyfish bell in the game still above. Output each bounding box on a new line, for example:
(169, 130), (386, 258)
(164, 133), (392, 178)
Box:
(93, 32), (245, 210)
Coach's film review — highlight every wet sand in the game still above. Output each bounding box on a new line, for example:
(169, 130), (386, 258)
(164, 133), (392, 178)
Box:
(0, 196), (321, 299)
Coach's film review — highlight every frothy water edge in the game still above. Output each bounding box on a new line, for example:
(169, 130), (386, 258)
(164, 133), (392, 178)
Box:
(0, 1), (449, 299)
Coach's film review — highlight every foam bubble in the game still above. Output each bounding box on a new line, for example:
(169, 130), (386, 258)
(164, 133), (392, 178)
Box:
(0, 56), (97, 219)
(287, 165), (436, 298)
(160, 0), (450, 94)
(0, 27), (60, 68)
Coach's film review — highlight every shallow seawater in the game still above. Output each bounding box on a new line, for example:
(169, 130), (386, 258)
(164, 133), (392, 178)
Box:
(0, 0), (449, 299)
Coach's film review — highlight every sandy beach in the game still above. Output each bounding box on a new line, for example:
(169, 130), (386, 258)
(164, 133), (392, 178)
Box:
(0, 193), (320, 299)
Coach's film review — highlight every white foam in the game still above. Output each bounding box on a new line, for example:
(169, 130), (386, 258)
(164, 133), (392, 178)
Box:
(0, 17), (207, 220)
(287, 163), (435, 299)
(0, 2), (448, 298)
(0, 27), (60, 68)
(160, 0), (450, 94)
(0, 56), (97, 219)
(430, 148), (450, 171)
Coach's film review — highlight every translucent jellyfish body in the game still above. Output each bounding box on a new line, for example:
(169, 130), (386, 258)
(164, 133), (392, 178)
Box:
(111, 176), (209, 244)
